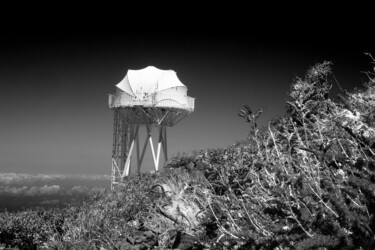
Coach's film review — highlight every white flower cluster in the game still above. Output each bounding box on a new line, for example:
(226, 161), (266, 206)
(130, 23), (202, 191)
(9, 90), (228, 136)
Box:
(337, 109), (375, 140)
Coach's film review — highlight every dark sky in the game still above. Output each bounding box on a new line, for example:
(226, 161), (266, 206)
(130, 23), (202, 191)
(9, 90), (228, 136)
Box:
(0, 30), (373, 176)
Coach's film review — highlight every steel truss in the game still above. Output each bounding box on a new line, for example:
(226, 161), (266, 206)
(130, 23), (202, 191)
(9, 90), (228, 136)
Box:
(111, 107), (180, 190)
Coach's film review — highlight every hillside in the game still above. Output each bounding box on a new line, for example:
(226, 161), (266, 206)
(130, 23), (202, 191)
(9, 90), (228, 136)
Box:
(1, 57), (375, 250)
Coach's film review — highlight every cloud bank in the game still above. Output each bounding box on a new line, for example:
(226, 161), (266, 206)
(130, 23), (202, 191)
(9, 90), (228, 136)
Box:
(0, 173), (109, 211)
(0, 173), (110, 186)
(0, 184), (106, 197)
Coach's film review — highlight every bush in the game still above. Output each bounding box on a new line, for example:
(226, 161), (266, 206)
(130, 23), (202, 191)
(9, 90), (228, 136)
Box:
(167, 56), (375, 249)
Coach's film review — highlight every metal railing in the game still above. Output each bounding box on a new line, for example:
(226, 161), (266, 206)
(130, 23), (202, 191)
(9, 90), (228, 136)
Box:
(109, 92), (195, 111)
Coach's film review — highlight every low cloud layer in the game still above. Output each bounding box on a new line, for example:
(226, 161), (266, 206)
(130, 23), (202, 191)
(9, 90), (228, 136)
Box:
(0, 184), (106, 197)
(0, 173), (109, 211)
(0, 184), (60, 196)
(0, 173), (110, 186)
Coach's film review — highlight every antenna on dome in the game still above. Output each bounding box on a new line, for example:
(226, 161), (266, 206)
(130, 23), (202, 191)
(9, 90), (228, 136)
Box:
(108, 66), (195, 189)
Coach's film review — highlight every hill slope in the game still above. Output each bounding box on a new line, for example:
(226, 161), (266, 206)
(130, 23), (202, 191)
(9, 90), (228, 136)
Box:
(1, 58), (375, 250)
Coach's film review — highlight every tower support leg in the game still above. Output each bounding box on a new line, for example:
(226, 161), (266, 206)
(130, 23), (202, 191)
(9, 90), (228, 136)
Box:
(163, 126), (168, 162)
(111, 120), (168, 189)
(149, 125), (167, 172)
(122, 125), (139, 177)
(111, 109), (132, 190)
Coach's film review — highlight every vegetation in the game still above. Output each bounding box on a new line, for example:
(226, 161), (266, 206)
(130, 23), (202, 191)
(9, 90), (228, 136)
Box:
(1, 55), (375, 249)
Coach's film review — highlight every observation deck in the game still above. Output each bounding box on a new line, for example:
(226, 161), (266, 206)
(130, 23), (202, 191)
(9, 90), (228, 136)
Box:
(108, 92), (195, 111)
(108, 91), (195, 127)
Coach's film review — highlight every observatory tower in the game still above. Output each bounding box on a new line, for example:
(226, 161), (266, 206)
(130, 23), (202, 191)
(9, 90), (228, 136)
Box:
(108, 66), (195, 189)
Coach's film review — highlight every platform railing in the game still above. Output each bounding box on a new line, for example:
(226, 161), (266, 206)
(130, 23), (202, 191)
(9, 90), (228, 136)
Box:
(187, 96), (195, 111)
(109, 92), (195, 111)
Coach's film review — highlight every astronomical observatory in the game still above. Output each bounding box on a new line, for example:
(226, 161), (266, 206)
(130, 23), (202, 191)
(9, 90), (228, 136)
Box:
(108, 66), (195, 189)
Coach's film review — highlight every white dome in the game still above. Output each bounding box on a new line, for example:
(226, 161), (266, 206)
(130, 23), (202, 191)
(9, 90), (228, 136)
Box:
(116, 66), (186, 99)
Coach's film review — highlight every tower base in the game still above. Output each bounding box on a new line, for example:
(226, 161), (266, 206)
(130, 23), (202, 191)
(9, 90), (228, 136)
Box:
(111, 117), (167, 190)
